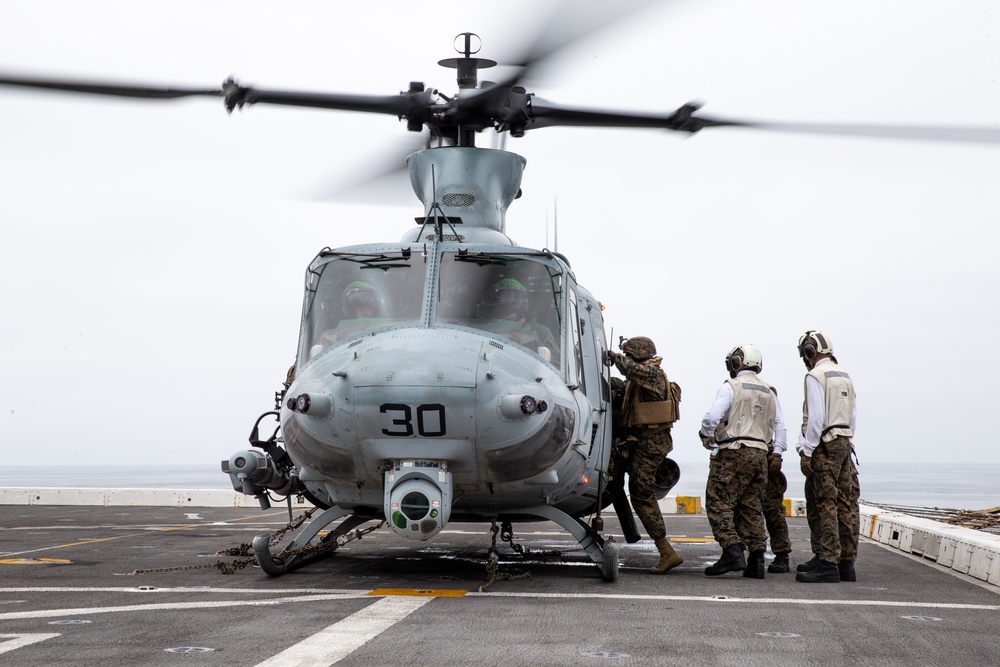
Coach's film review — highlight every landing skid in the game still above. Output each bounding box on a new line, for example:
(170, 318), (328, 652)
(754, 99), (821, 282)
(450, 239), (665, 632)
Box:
(252, 506), (378, 576)
(251, 503), (620, 581)
(502, 505), (619, 582)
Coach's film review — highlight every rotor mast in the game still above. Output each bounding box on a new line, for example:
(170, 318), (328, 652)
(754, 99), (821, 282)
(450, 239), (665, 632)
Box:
(438, 32), (497, 146)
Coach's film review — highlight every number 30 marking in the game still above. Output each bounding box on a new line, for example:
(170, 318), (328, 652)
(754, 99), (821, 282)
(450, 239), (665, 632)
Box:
(379, 403), (447, 437)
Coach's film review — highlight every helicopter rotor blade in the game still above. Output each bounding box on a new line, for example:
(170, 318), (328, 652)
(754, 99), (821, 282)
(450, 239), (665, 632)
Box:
(523, 99), (721, 132)
(521, 98), (1000, 144)
(500, 0), (658, 78)
(307, 131), (440, 204)
(0, 73), (222, 100)
(709, 120), (1000, 145)
(0, 73), (432, 119)
(456, 0), (657, 124)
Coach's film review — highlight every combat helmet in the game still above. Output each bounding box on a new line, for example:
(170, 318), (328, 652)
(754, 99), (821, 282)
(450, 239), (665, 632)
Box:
(621, 336), (657, 361)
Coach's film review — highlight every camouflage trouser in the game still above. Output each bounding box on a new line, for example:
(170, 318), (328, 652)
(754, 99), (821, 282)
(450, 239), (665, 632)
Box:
(810, 436), (860, 563)
(763, 470), (791, 554)
(706, 447), (768, 552)
(627, 429), (674, 541)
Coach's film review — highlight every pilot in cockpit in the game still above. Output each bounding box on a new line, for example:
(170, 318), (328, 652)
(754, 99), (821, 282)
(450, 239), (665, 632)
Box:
(342, 280), (379, 319)
(309, 280), (387, 356)
(478, 278), (558, 363)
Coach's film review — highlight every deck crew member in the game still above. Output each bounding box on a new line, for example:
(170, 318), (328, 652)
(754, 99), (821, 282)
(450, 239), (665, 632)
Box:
(699, 344), (782, 579)
(793, 330), (860, 584)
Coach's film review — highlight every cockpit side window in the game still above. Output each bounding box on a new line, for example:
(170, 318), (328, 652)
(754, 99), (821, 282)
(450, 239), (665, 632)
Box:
(436, 252), (563, 367)
(299, 253), (425, 363)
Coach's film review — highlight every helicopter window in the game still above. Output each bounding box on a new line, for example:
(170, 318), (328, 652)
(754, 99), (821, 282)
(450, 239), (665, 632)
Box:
(436, 252), (562, 367)
(300, 252), (425, 361)
(566, 288), (584, 391)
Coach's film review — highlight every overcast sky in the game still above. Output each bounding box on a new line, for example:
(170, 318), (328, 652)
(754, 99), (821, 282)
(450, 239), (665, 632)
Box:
(1, 0), (998, 473)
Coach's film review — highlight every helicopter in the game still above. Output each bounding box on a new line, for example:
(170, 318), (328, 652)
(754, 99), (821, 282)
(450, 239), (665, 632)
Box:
(3, 9), (999, 582)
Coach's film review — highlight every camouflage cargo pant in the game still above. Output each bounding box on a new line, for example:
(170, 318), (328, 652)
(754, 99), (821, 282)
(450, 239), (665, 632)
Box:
(627, 429), (674, 541)
(763, 467), (791, 554)
(810, 436), (860, 563)
(706, 446), (768, 551)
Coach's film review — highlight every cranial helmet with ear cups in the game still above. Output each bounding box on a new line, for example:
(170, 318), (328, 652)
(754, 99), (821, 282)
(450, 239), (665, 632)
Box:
(725, 343), (763, 377)
(797, 330), (833, 361)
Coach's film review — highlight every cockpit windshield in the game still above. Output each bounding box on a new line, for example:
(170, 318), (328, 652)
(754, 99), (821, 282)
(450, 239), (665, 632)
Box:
(300, 252), (424, 362)
(436, 252), (562, 367)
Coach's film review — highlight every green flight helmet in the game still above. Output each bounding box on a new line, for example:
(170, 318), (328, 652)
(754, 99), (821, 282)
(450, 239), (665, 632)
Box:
(343, 280), (377, 316)
(488, 278), (529, 317)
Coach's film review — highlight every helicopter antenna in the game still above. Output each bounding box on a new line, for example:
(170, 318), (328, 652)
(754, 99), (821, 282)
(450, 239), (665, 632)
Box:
(553, 198), (559, 253)
(415, 163), (462, 242)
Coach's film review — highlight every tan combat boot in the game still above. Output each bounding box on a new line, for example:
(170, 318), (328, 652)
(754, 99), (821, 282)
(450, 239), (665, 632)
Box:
(650, 537), (684, 574)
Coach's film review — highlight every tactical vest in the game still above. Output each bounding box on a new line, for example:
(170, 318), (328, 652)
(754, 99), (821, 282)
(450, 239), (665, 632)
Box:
(622, 362), (680, 434)
(714, 373), (776, 451)
(804, 360), (855, 442)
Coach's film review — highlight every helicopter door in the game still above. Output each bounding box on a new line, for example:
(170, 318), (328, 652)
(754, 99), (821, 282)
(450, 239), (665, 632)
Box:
(571, 288), (609, 407)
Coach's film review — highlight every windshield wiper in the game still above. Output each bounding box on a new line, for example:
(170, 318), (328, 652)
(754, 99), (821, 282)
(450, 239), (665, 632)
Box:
(452, 249), (552, 266)
(318, 249), (412, 269)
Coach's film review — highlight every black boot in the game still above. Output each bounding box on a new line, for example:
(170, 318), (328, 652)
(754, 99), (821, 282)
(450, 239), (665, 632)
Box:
(768, 552), (791, 573)
(705, 545), (746, 576)
(838, 559), (857, 582)
(743, 550), (766, 579)
(795, 560), (840, 583)
(796, 554), (820, 572)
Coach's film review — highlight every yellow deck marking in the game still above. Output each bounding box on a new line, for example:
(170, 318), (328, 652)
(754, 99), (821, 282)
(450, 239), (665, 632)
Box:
(53, 537), (124, 548)
(366, 588), (467, 598)
(5, 512), (275, 558)
(0, 558), (72, 565)
(670, 537), (715, 543)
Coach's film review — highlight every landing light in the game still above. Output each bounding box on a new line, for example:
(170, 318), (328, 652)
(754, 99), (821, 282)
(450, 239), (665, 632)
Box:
(285, 392), (332, 417)
(499, 392), (547, 419)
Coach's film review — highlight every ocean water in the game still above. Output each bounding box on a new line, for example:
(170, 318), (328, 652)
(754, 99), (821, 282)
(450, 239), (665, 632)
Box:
(669, 458), (999, 512)
(0, 461), (997, 511)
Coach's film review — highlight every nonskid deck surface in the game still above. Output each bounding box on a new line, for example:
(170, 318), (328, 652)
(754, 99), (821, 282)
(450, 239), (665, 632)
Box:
(1, 506), (998, 666)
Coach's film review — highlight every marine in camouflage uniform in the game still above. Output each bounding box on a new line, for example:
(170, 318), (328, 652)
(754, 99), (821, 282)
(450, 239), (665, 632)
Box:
(699, 344), (782, 579)
(794, 330), (860, 584)
(608, 336), (683, 575)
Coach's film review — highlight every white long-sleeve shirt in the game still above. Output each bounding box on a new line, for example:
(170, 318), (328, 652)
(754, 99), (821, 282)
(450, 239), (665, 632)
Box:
(699, 370), (787, 454)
